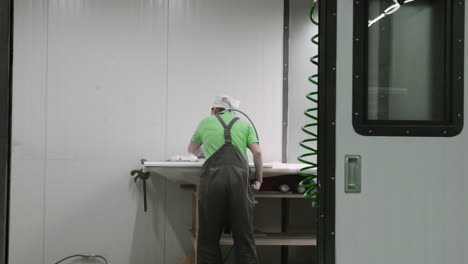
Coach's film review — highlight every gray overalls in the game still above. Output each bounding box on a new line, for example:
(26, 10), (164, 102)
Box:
(197, 115), (258, 264)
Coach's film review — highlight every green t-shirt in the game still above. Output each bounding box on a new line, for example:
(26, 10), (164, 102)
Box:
(191, 112), (259, 159)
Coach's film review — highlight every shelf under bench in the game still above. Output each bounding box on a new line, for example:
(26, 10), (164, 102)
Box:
(220, 232), (316, 246)
(255, 191), (306, 199)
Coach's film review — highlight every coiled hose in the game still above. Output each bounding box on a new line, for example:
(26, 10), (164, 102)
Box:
(298, 4), (319, 205)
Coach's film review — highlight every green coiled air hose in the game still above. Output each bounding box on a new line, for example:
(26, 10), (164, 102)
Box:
(298, 4), (319, 205)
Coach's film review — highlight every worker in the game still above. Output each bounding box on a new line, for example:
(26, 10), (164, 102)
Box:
(188, 95), (263, 264)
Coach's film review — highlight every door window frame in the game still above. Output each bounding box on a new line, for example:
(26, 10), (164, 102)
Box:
(352, 0), (465, 137)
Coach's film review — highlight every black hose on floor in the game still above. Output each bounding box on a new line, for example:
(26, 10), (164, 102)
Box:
(55, 254), (108, 264)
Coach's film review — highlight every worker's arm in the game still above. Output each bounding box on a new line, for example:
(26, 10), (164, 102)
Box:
(249, 142), (263, 191)
(188, 140), (203, 156)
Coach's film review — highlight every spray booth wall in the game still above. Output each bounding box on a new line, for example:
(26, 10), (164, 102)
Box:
(8, 0), (297, 263)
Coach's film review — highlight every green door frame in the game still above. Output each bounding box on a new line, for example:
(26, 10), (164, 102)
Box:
(317, 0), (336, 263)
(0, 0), (12, 262)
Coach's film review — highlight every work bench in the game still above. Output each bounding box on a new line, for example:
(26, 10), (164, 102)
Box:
(134, 160), (317, 264)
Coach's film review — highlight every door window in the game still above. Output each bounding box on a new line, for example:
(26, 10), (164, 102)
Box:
(353, 0), (464, 136)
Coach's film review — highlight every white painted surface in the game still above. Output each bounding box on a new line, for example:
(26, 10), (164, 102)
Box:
(44, 161), (166, 264)
(9, 0), (48, 263)
(11, 0), (284, 263)
(45, 0), (169, 262)
(336, 1), (468, 264)
(9, 161), (46, 264)
(11, 0), (168, 263)
(287, 0), (318, 163)
(166, 0), (284, 163)
(46, 0), (168, 162)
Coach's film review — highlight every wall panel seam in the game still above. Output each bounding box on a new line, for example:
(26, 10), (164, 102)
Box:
(164, 0), (170, 263)
(42, 1), (49, 263)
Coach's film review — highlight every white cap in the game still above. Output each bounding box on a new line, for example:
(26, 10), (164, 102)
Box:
(212, 95), (240, 110)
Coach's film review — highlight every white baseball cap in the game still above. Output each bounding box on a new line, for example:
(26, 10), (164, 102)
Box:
(212, 95), (240, 109)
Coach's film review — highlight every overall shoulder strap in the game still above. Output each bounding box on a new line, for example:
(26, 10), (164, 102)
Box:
(215, 114), (227, 128)
(215, 115), (239, 143)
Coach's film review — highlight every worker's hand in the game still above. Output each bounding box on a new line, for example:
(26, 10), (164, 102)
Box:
(251, 181), (262, 192)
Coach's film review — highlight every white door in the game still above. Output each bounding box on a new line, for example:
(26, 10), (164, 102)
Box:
(335, 1), (468, 264)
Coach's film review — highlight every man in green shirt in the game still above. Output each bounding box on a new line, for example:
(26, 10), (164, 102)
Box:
(188, 95), (263, 264)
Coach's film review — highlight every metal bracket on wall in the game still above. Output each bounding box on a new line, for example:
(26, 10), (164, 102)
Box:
(130, 168), (150, 212)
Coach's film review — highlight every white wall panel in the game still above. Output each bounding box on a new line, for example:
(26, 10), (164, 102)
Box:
(47, 0), (168, 162)
(44, 0), (168, 263)
(287, 0), (317, 163)
(166, 0), (284, 163)
(44, 161), (167, 264)
(12, 0), (286, 263)
(10, 0), (48, 263)
(9, 161), (46, 264)
(11, 0), (48, 161)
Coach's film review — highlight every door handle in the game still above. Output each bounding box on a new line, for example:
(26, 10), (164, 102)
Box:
(345, 155), (361, 193)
